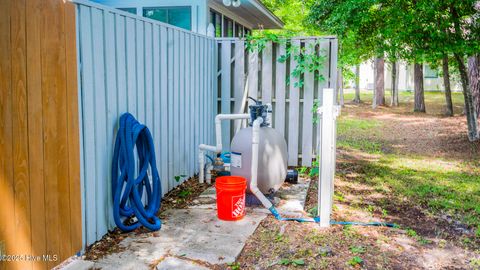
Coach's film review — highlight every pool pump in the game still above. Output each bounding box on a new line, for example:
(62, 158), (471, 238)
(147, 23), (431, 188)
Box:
(230, 98), (288, 194)
(198, 98), (287, 208)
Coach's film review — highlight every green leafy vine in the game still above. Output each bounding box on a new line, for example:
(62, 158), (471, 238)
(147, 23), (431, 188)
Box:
(245, 33), (327, 89)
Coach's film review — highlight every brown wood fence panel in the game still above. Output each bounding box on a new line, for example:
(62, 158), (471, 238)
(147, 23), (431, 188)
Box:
(0, 1), (82, 269)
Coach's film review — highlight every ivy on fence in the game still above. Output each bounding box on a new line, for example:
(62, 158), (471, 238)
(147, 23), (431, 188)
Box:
(245, 33), (327, 89)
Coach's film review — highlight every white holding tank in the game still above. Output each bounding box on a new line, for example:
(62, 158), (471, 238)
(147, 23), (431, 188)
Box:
(230, 122), (287, 194)
(231, 99), (287, 194)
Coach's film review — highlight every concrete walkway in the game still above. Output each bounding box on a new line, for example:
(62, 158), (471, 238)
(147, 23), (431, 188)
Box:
(62, 178), (310, 270)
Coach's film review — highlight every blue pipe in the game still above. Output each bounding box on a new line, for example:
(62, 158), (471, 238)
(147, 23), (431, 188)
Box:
(205, 154), (214, 163)
(269, 206), (396, 227)
(112, 113), (162, 232)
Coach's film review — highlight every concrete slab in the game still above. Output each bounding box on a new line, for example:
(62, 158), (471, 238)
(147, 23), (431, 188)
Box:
(156, 257), (210, 270)
(191, 177), (311, 217)
(60, 259), (94, 270)
(168, 209), (266, 264)
(88, 208), (266, 268)
(273, 177), (311, 214)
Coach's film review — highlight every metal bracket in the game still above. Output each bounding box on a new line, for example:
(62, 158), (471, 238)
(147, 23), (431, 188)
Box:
(316, 105), (341, 119)
(333, 105), (341, 118)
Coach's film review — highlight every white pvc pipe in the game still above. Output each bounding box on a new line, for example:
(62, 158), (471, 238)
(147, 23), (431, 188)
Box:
(266, 103), (273, 127)
(199, 114), (273, 210)
(198, 150), (206, 183)
(250, 117), (273, 209)
(198, 113), (250, 183)
(205, 164), (213, 184)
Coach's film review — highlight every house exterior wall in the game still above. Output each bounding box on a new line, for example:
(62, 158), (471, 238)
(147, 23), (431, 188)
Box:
(92, 0), (261, 36)
(358, 60), (462, 92)
(208, 1), (255, 32)
(92, 0), (209, 34)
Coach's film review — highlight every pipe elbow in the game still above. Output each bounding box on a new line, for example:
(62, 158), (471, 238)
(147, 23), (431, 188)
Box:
(249, 183), (259, 194)
(199, 144), (217, 152)
(215, 116), (222, 125)
(253, 117), (263, 128)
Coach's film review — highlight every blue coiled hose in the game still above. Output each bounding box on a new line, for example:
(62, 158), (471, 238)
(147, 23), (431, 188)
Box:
(112, 113), (162, 232)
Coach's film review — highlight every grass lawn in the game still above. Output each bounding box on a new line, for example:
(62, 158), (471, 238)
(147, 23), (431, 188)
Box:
(337, 120), (480, 231)
(337, 91), (480, 233)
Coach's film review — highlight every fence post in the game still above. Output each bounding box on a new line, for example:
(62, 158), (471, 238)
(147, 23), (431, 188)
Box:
(318, 88), (340, 227)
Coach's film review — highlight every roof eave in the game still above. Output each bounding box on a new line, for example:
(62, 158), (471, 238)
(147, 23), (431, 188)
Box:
(248, 0), (284, 29)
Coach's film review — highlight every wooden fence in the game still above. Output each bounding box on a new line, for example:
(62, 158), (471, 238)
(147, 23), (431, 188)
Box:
(73, 0), (217, 247)
(0, 1), (82, 269)
(216, 37), (338, 166)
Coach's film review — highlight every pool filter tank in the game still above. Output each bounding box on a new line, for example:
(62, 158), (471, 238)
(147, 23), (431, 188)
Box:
(230, 100), (288, 194)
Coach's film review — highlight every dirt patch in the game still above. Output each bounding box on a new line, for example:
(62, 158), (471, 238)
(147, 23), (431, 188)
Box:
(342, 102), (480, 160)
(159, 177), (211, 212)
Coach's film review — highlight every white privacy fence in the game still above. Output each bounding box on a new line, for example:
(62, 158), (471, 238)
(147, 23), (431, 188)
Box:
(73, 0), (338, 249)
(74, 0), (216, 247)
(216, 37), (338, 166)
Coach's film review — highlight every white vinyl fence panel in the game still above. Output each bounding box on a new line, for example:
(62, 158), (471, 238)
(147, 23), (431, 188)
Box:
(216, 37), (339, 166)
(74, 0), (216, 247)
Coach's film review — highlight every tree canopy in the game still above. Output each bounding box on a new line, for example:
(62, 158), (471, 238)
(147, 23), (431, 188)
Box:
(304, 0), (479, 140)
(260, 0), (321, 36)
(306, 0), (479, 67)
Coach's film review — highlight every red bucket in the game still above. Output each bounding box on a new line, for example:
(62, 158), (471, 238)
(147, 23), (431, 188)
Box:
(215, 176), (247, 221)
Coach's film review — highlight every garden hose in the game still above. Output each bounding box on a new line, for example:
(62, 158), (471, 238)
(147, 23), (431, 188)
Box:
(112, 113), (162, 232)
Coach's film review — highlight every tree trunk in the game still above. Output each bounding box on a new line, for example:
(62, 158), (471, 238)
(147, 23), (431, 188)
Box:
(353, 65), (361, 103)
(454, 53), (479, 141)
(391, 61), (399, 106)
(442, 55), (454, 116)
(449, 5), (479, 140)
(414, 63), (426, 112)
(468, 55), (480, 125)
(373, 57), (385, 109)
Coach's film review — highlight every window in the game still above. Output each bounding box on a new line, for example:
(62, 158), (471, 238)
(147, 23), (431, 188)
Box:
(143, 7), (191, 30)
(235, 23), (244, 37)
(210, 10), (222, 37)
(424, 65), (438, 78)
(118, 7), (137, 14)
(223, 16), (233, 37)
(210, 8), (249, 38)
